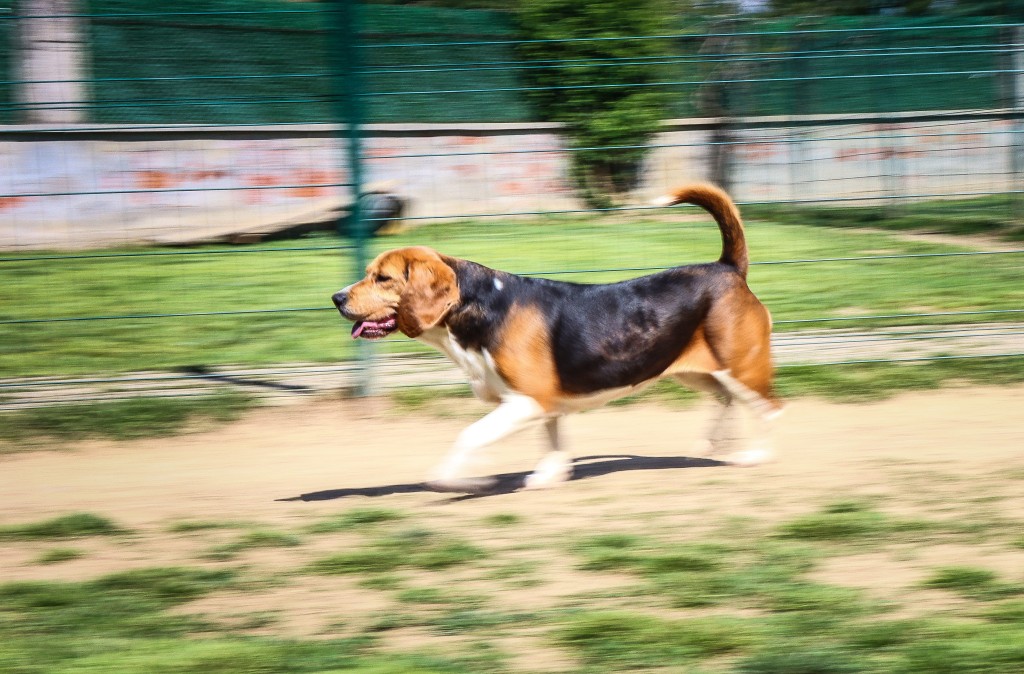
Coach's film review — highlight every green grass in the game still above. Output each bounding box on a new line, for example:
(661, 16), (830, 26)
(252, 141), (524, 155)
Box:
(480, 513), (522, 527)
(557, 611), (760, 668)
(923, 566), (1024, 601)
(0, 392), (255, 447)
(305, 508), (406, 534)
(204, 529), (303, 561)
(3, 503), (1024, 673)
(558, 526), (1024, 672)
(0, 563), (490, 673)
(33, 548), (86, 565)
(981, 599), (1024, 623)
(0, 513), (127, 541)
(775, 500), (933, 543)
(2, 207), (1021, 378)
(574, 534), (729, 574)
(746, 195), (1024, 242)
(166, 520), (255, 534)
(388, 386), (480, 417)
(308, 528), (487, 576)
(776, 357), (1024, 402)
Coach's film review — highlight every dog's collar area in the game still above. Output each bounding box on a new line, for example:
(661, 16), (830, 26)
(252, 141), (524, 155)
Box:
(351, 315), (398, 339)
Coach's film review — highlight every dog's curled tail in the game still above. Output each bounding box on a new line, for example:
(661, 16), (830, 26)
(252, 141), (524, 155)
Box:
(653, 183), (748, 278)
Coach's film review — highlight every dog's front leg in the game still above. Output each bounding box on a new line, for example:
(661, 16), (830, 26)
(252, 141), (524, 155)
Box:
(426, 394), (545, 494)
(523, 417), (573, 490)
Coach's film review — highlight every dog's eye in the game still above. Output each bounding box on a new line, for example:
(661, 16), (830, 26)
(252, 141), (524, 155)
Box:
(375, 274), (392, 283)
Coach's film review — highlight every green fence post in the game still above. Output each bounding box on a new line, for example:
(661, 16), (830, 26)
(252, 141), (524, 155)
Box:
(332, 0), (374, 397)
(1010, 26), (1024, 223)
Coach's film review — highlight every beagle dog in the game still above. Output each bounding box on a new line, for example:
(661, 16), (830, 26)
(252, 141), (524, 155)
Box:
(332, 183), (782, 494)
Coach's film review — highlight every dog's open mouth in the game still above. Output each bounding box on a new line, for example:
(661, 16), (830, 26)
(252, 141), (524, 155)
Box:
(351, 315), (398, 340)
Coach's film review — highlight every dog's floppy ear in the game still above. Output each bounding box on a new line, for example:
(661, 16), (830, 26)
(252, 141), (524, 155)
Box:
(397, 256), (458, 338)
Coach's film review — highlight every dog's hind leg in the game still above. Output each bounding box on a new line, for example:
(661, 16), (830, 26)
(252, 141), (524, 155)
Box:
(427, 393), (546, 493)
(673, 373), (742, 458)
(523, 417), (573, 490)
(709, 369), (782, 466)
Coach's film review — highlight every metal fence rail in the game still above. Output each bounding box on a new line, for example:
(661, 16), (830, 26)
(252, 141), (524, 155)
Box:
(0, 3), (1021, 405)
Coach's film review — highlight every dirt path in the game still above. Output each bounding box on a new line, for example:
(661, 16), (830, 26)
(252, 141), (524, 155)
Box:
(2, 384), (1022, 534)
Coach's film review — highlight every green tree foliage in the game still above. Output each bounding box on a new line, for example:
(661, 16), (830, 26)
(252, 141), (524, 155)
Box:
(516, 0), (673, 207)
(766, 0), (1024, 17)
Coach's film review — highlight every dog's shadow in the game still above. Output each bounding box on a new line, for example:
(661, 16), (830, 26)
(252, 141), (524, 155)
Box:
(278, 454), (726, 503)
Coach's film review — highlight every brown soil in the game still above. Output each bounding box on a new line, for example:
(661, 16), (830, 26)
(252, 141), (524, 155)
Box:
(1, 385), (1023, 668)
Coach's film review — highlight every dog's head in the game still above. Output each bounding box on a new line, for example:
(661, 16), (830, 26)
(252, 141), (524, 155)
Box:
(332, 246), (459, 339)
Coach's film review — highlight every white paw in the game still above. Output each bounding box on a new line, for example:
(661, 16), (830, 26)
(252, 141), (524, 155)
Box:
(723, 447), (774, 467)
(523, 453), (572, 490)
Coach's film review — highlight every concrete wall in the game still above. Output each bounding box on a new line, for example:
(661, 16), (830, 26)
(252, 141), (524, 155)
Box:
(0, 112), (1018, 250)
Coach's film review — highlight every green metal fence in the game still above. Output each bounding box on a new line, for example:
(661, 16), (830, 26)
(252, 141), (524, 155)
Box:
(0, 2), (1021, 407)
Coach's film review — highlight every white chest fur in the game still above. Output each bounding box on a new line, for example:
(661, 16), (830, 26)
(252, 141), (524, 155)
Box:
(419, 327), (507, 402)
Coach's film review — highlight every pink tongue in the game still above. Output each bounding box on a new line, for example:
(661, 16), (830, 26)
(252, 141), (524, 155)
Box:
(351, 319), (393, 339)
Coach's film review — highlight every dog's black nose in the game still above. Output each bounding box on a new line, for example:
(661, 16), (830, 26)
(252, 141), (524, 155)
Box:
(331, 291), (347, 310)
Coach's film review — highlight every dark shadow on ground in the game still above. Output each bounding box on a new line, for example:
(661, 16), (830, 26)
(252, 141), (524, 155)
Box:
(278, 454), (726, 503)
(177, 365), (314, 394)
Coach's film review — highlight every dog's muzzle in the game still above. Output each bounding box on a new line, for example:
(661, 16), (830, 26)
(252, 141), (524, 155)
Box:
(331, 289), (398, 339)
(331, 290), (348, 314)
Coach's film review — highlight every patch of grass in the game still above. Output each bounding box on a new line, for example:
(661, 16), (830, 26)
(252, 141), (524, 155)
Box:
(890, 620), (1024, 673)
(776, 502), (889, 541)
(88, 566), (238, 603)
(574, 533), (825, 609)
(357, 574), (404, 591)
(0, 566), (237, 660)
(981, 600), (1024, 623)
(308, 528), (487, 576)
(0, 392), (255, 447)
(0, 634), (451, 674)
(0, 513), (127, 541)
(846, 618), (925, 649)
(4, 211), (1022, 380)
(575, 535), (731, 575)
(775, 500), (933, 543)
(33, 547), (86, 565)
(395, 587), (481, 608)
(737, 645), (869, 674)
(923, 566), (1024, 601)
(746, 195), (1024, 241)
(307, 547), (402, 575)
(390, 385), (475, 415)
(480, 513), (521, 527)
(557, 610), (761, 668)
(204, 529), (303, 560)
(925, 565), (998, 591)
(432, 608), (530, 635)
(653, 569), (745, 608)
(776, 357), (1024, 403)
(305, 507), (406, 534)
(166, 519), (254, 533)
(484, 559), (540, 583)
(762, 582), (871, 618)
(365, 611), (422, 632)
(573, 532), (649, 570)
